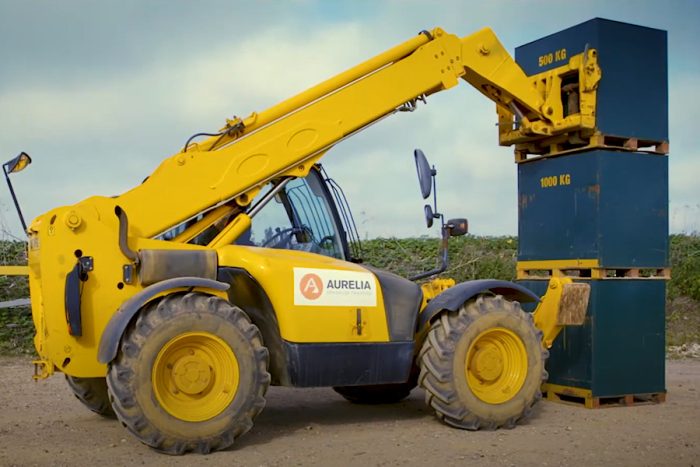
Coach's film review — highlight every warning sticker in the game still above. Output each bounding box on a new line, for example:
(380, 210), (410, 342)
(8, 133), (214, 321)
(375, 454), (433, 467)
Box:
(293, 267), (377, 307)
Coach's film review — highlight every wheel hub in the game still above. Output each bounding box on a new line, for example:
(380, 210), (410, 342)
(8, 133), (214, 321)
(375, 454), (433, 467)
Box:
(471, 344), (504, 382)
(171, 355), (212, 395)
(152, 331), (239, 422)
(465, 327), (528, 404)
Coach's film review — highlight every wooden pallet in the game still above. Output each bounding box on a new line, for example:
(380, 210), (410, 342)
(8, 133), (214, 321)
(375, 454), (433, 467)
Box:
(517, 266), (670, 281)
(590, 134), (669, 154)
(605, 267), (671, 279)
(542, 383), (666, 409)
(514, 132), (669, 163)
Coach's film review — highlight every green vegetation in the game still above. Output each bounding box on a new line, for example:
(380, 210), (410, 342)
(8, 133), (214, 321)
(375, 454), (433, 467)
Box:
(669, 234), (700, 301)
(0, 240), (31, 354)
(362, 235), (700, 351)
(666, 235), (700, 348)
(0, 302), (32, 355)
(1, 236), (698, 355)
(361, 236), (518, 282)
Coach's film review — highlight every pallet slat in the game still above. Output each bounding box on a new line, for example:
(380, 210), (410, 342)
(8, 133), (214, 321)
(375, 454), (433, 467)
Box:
(514, 132), (669, 163)
(517, 266), (671, 280)
(542, 383), (666, 409)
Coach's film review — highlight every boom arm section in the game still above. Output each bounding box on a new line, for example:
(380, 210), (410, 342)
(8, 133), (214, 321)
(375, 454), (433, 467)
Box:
(114, 27), (590, 239)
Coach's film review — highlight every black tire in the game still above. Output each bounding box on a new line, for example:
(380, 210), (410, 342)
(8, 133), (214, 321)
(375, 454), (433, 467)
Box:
(333, 382), (415, 404)
(65, 375), (115, 418)
(419, 294), (547, 430)
(107, 292), (270, 454)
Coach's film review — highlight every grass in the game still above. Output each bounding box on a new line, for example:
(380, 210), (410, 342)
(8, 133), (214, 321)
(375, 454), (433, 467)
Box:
(666, 297), (700, 347)
(361, 236), (518, 283)
(669, 234), (700, 301)
(1, 235), (698, 355)
(0, 306), (33, 355)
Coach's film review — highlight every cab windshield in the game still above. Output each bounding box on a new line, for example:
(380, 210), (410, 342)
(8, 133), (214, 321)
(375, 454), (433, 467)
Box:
(237, 169), (347, 260)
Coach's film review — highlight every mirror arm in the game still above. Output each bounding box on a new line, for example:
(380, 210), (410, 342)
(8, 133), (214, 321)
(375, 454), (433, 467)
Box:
(3, 167), (27, 233)
(431, 166), (438, 213)
(409, 216), (450, 281)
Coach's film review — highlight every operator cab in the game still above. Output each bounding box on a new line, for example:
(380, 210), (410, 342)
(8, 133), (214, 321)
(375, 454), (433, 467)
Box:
(163, 151), (465, 281)
(161, 165), (360, 261)
(236, 167), (351, 260)
(243, 150), (469, 281)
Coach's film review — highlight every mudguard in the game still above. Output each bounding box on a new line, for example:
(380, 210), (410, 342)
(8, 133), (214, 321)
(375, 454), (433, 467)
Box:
(416, 279), (539, 331)
(97, 277), (229, 364)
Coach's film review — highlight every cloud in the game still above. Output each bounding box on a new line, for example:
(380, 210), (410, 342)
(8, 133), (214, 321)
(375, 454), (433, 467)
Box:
(0, 1), (697, 240)
(0, 21), (376, 231)
(667, 72), (700, 233)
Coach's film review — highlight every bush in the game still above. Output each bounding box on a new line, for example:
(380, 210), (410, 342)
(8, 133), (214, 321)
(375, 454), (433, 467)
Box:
(0, 306), (33, 355)
(0, 241), (33, 354)
(669, 234), (700, 301)
(361, 236), (517, 282)
(0, 236), (698, 355)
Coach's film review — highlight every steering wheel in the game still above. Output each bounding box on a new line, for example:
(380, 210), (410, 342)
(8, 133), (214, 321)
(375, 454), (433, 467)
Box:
(318, 235), (336, 250)
(261, 226), (311, 249)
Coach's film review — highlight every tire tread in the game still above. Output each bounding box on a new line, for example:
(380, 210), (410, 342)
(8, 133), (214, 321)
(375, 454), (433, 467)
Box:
(65, 375), (116, 418)
(419, 295), (547, 431)
(107, 292), (269, 454)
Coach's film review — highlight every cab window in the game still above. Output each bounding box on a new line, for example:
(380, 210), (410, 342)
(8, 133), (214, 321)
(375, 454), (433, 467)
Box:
(239, 170), (346, 260)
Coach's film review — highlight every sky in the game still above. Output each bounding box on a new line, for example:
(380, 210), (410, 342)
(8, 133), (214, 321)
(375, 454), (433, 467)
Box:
(0, 0), (698, 240)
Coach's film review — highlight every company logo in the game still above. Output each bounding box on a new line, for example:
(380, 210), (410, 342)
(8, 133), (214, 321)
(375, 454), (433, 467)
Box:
(294, 267), (377, 307)
(299, 273), (324, 300)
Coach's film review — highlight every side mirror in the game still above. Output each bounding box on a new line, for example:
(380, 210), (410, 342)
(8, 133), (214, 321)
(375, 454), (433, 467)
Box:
(3, 152), (32, 233)
(414, 149), (434, 200)
(424, 204), (440, 228)
(3, 152), (31, 174)
(446, 218), (468, 237)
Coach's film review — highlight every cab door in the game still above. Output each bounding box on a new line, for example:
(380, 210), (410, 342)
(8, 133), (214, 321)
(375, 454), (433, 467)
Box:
(238, 166), (351, 261)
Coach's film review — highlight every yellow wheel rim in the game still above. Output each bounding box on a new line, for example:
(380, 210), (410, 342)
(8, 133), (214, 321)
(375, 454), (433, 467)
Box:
(465, 327), (528, 404)
(152, 332), (239, 422)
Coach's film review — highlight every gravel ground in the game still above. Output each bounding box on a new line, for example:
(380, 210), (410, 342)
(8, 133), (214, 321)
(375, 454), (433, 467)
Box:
(0, 356), (698, 467)
(669, 343), (700, 359)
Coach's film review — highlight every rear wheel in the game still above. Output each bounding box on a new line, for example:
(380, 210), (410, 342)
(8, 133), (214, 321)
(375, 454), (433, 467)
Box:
(65, 376), (115, 418)
(419, 295), (546, 430)
(333, 382), (415, 404)
(107, 293), (270, 454)
(333, 365), (418, 404)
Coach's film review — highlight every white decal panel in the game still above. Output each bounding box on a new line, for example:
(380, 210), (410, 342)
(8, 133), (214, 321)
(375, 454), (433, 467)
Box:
(293, 267), (377, 307)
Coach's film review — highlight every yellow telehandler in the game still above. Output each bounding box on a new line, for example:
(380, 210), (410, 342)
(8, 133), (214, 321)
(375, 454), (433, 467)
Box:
(24, 27), (595, 453)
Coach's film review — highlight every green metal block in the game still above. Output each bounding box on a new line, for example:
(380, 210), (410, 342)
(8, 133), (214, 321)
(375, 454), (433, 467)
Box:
(518, 150), (669, 267)
(520, 279), (666, 397)
(515, 18), (668, 143)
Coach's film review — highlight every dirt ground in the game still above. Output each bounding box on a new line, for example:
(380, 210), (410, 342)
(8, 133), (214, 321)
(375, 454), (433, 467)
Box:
(0, 357), (698, 467)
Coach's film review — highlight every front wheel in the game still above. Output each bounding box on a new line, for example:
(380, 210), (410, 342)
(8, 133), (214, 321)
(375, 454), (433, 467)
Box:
(107, 293), (270, 454)
(419, 295), (547, 430)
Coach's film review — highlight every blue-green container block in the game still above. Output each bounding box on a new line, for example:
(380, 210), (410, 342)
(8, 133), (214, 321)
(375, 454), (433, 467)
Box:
(518, 150), (668, 266)
(515, 18), (668, 143)
(520, 279), (666, 397)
